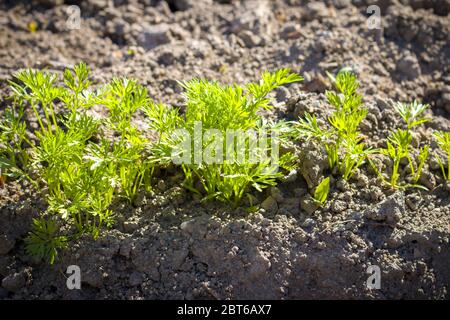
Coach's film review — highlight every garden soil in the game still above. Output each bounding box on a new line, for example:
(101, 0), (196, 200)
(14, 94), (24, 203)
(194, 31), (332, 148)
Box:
(0, 0), (449, 299)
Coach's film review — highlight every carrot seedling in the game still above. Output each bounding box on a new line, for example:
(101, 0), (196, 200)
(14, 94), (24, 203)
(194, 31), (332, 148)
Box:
(434, 131), (450, 180)
(294, 69), (371, 181)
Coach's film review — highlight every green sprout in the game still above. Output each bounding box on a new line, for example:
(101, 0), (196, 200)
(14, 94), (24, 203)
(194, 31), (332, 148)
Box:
(2, 63), (156, 263)
(294, 69), (371, 181)
(381, 129), (412, 188)
(313, 176), (330, 205)
(25, 217), (68, 265)
(369, 99), (431, 190)
(0, 102), (34, 181)
(370, 129), (429, 190)
(144, 68), (302, 207)
(393, 100), (431, 129)
(434, 131), (450, 180)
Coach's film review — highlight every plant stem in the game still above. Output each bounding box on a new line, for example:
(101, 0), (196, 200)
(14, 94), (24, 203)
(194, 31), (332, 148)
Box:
(31, 103), (46, 132)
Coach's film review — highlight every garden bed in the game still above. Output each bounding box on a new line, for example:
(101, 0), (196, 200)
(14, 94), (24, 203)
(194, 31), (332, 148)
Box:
(0, 0), (449, 299)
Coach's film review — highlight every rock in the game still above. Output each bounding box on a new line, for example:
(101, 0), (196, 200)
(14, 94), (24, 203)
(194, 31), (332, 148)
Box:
(355, 172), (369, 188)
(359, 119), (372, 132)
(302, 71), (328, 93)
(275, 86), (291, 102)
(167, 0), (212, 11)
(282, 169), (298, 183)
(260, 196), (278, 213)
(166, 186), (186, 205)
(169, 24), (190, 41)
(132, 191), (148, 207)
(180, 219), (195, 233)
(87, 0), (109, 10)
(331, 200), (347, 214)
(400, 22), (419, 42)
(445, 180), (450, 193)
(180, 216), (208, 238)
(293, 99), (312, 118)
(294, 188), (307, 198)
(418, 171), (435, 190)
(227, 245), (239, 258)
(369, 187), (383, 203)
(231, 0), (274, 36)
(406, 194), (420, 211)
(336, 179), (349, 192)
(157, 50), (177, 66)
(316, 241), (327, 250)
(168, 0), (192, 11)
(185, 39), (212, 59)
(238, 30), (262, 48)
(364, 192), (405, 226)
(82, 270), (103, 288)
(441, 92), (450, 113)
(36, 0), (64, 5)
(376, 97), (391, 111)
(0, 234), (15, 255)
(280, 22), (302, 40)
(298, 141), (328, 189)
(119, 240), (132, 258)
(123, 220), (139, 233)
(269, 187), (284, 203)
(351, 211), (364, 221)
(292, 228), (309, 243)
(0, 256), (10, 276)
(136, 23), (171, 50)
(2, 272), (25, 293)
(396, 53), (421, 80)
(304, 2), (329, 21)
(302, 218), (316, 228)
(247, 249), (271, 279)
(332, 0), (351, 9)
(413, 247), (424, 259)
(105, 18), (130, 45)
(128, 272), (143, 287)
(131, 249), (161, 281)
(300, 194), (319, 215)
(172, 248), (189, 269)
(282, 198), (300, 215)
(157, 179), (167, 191)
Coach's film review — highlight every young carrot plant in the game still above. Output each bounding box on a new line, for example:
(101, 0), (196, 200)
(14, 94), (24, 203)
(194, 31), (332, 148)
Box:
(0, 102), (33, 181)
(144, 68), (302, 207)
(294, 69), (372, 181)
(99, 78), (153, 201)
(3, 63), (154, 263)
(25, 217), (68, 265)
(433, 131), (450, 180)
(375, 129), (411, 188)
(9, 69), (63, 132)
(370, 101), (431, 189)
(393, 100), (431, 129)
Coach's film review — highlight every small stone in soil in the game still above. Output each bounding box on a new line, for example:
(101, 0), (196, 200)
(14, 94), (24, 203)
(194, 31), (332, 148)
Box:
(2, 272), (25, 293)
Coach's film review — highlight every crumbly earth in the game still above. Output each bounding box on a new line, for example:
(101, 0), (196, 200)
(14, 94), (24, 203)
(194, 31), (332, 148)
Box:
(0, 0), (449, 299)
